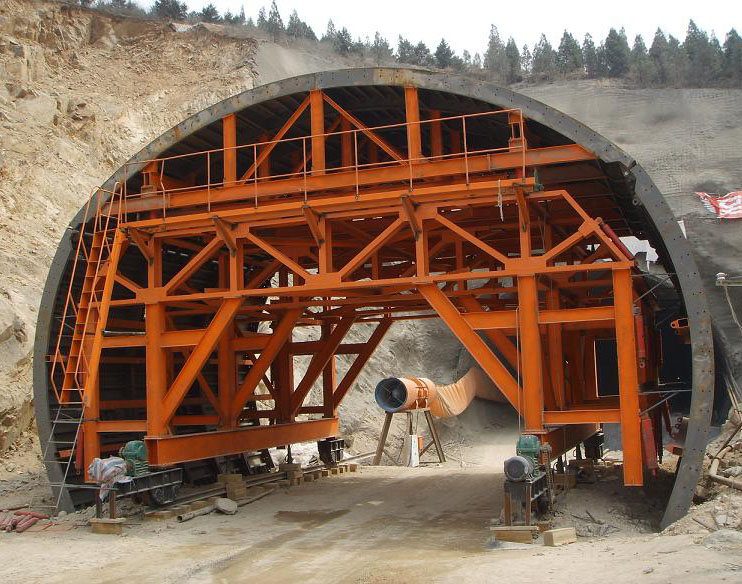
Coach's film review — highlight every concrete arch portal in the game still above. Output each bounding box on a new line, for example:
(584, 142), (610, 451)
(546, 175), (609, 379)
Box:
(34, 68), (714, 528)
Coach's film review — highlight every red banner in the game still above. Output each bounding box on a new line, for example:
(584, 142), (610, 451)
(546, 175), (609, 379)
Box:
(696, 191), (742, 219)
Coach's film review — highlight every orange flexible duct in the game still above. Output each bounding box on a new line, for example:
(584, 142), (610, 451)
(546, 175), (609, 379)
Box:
(374, 366), (506, 418)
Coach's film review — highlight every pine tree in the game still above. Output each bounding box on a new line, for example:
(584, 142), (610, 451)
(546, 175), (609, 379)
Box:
(629, 35), (656, 85)
(238, 6), (245, 25)
(521, 44), (532, 76)
(265, 1), (284, 41)
(582, 33), (599, 78)
(483, 25), (507, 81)
(334, 27), (352, 55)
(322, 19), (336, 42)
(665, 35), (688, 85)
(397, 36), (415, 63)
(649, 28), (669, 84)
(684, 20), (721, 85)
(532, 34), (556, 79)
(413, 41), (434, 67)
(723, 28), (742, 85)
(152, 0), (188, 20)
(472, 53), (482, 69)
(286, 10), (315, 40)
(257, 7), (267, 29)
(286, 10), (302, 38)
(505, 38), (521, 83)
(604, 28), (631, 77)
(200, 3), (220, 23)
(556, 31), (583, 76)
(435, 38), (454, 69)
(371, 32), (394, 65)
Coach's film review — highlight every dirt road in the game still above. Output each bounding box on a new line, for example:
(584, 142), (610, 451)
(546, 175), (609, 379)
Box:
(2, 462), (741, 583)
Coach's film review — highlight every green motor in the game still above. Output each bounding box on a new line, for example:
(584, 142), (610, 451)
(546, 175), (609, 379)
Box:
(119, 440), (149, 477)
(515, 434), (541, 466)
(504, 435), (542, 482)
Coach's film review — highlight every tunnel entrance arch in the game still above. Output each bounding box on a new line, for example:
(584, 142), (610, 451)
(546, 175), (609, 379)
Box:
(34, 68), (713, 527)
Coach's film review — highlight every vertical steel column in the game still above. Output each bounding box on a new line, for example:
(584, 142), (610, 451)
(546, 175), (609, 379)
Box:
(223, 114), (237, 186)
(310, 90), (325, 175)
(518, 274), (544, 431)
(430, 109), (442, 158)
(613, 267), (643, 485)
(404, 86), (422, 162)
(218, 255), (236, 428)
(341, 117), (353, 168)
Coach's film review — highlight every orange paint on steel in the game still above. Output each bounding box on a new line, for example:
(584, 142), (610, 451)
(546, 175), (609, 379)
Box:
(49, 90), (663, 486)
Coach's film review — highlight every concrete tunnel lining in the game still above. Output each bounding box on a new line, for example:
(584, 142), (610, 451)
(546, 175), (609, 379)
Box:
(33, 67), (714, 527)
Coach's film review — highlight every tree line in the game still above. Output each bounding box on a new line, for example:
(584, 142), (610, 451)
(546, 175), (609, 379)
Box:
(81, 1), (742, 87)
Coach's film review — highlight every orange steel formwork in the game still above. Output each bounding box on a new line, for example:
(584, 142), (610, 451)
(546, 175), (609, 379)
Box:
(49, 86), (668, 486)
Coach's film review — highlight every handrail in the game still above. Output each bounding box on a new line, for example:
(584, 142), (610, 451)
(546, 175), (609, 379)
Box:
(49, 182), (124, 404)
(119, 108), (526, 217)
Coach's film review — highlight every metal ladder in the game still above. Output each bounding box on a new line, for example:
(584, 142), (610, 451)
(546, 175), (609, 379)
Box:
(29, 401), (87, 514)
(31, 185), (125, 515)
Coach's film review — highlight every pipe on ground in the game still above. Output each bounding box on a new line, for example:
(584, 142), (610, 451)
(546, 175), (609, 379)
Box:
(375, 366), (505, 418)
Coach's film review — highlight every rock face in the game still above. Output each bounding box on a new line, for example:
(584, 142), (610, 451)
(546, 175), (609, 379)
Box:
(1, 0), (741, 454)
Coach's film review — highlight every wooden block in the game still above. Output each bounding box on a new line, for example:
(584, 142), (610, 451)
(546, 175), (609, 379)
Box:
(330, 467), (339, 475)
(543, 527), (577, 546)
(289, 477), (304, 486)
(303, 473), (314, 482)
(348, 464), (358, 472)
(144, 509), (176, 521)
(286, 470), (303, 480)
(226, 484), (248, 499)
(217, 473), (243, 484)
(489, 525), (538, 544)
(321, 469), (330, 477)
(90, 518), (125, 535)
(536, 520), (552, 533)
(312, 471), (321, 479)
(553, 473), (577, 488)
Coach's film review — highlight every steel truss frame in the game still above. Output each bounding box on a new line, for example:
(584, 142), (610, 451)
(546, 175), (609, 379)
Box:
(53, 87), (664, 486)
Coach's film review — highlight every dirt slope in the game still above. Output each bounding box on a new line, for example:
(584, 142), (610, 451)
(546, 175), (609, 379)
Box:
(1, 0), (742, 457)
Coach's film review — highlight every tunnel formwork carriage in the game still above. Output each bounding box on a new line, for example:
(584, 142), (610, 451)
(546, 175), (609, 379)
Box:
(34, 68), (714, 527)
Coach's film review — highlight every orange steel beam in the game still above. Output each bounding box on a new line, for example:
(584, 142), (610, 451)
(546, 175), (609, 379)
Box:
(419, 284), (520, 407)
(310, 89), (325, 175)
(543, 409), (621, 424)
(231, 308), (302, 422)
(322, 93), (405, 162)
(458, 296), (518, 369)
(160, 298), (243, 425)
(430, 109), (443, 158)
(290, 315), (356, 415)
(164, 236), (224, 294)
(146, 418), (339, 465)
(518, 274), (544, 432)
(333, 318), (392, 408)
(405, 86), (422, 161)
(223, 114), (237, 186)
(613, 267), (643, 485)
(238, 95), (310, 183)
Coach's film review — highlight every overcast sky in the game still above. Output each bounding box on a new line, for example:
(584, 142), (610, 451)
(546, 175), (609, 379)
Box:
(140, 1), (739, 55)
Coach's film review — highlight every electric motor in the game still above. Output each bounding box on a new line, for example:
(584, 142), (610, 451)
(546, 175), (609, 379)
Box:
(504, 455), (536, 482)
